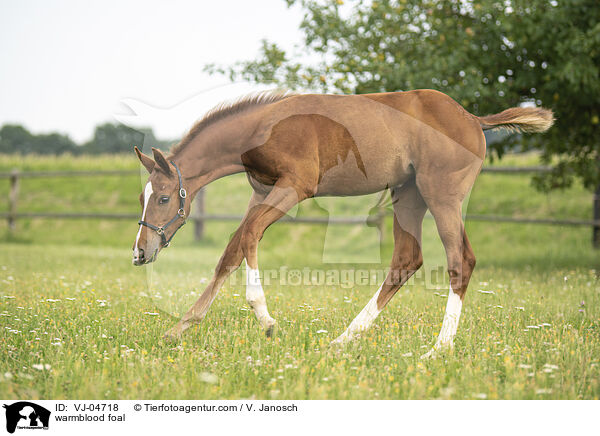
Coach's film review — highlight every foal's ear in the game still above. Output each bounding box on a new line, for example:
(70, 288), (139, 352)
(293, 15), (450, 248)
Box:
(134, 146), (155, 173)
(152, 147), (172, 175)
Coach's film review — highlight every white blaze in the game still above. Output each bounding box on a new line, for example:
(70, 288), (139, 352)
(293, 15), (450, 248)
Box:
(133, 181), (153, 259)
(332, 285), (383, 344)
(245, 260), (275, 329)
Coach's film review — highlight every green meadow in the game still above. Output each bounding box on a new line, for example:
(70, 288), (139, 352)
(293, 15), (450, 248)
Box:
(0, 153), (598, 399)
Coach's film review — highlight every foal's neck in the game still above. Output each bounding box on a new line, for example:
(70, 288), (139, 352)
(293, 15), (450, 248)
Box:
(172, 110), (261, 196)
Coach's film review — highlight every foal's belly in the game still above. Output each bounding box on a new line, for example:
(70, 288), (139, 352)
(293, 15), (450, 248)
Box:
(314, 150), (414, 196)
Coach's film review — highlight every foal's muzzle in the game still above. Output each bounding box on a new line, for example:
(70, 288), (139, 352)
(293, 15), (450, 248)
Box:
(132, 248), (146, 266)
(132, 248), (158, 266)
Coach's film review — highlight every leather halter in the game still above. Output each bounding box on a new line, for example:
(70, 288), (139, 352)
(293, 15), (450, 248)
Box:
(138, 160), (187, 248)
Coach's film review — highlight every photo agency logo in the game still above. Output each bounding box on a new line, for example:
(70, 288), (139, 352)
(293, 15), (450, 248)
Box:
(3, 402), (51, 434)
(118, 82), (475, 317)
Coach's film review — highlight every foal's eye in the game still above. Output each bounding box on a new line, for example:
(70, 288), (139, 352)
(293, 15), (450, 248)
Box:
(159, 195), (170, 204)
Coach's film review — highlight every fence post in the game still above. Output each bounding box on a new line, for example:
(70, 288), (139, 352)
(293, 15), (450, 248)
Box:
(593, 183), (600, 249)
(8, 169), (20, 235)
(194, 187), (205, 241)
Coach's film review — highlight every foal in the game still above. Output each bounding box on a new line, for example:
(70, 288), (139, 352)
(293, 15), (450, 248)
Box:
(132, 89), (553, 355)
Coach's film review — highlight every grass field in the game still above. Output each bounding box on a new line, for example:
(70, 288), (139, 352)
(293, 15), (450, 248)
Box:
(0, 153), (599, 399)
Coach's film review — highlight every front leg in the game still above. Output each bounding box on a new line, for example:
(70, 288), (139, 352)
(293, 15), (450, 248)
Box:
(240, 179), (309, 336)
(164, 181), (307, 340)
(245, 260), (276, 336)
(163, 228), (244, 340)
(162, 193), (267, 340)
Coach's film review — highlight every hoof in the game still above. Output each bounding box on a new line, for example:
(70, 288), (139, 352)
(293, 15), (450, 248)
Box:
(264, 318), (276, 338)
(420, 343), (453, 359)
(330, 332), (354, 347)
(162, 332), (180, 343)
(163, 326), (183, 343)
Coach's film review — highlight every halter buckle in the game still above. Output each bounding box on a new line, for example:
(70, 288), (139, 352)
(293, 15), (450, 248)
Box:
(156, 227), (164, 235)
(179, 188), (187, 198)
(177, 208), (185, 218)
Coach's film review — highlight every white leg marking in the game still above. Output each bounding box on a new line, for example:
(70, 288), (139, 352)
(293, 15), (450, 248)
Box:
(421, 285), (463, 358)
(332, 285), (383, 345)
(245, 260), (276, 330)
(133, 181), (153, 261)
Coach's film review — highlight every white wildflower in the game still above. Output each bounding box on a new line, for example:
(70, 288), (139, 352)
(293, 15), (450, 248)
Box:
(32, 364), (51, 371)
(199, 372), (218, 384)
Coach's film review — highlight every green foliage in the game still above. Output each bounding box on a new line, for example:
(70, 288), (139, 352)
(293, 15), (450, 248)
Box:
(211, 0), (600, 191)
(81, 123), (169, 154)
(0, 125), (77, 155)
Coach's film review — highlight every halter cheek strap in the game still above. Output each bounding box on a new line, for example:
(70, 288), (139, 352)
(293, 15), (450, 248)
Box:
(138, 160), (187, 248)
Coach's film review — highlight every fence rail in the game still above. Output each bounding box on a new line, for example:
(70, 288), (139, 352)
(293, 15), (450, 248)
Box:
(2, 211), (599, 226)
(0, 166), (553, 179)
(2, 166), (599, 247)
(0, 169), (139, 179)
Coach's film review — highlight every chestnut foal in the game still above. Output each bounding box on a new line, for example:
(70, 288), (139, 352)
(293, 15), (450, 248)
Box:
(132, 89), (553, 356)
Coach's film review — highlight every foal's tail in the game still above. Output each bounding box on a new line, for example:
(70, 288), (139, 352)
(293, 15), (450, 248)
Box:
(477, 106), (554, 133)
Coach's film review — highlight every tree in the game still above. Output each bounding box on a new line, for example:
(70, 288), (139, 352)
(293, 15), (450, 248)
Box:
(81, 123), (170, 154)
(207, 0), (600, 192)
(0, 124), (77, 154)
(35, 133), (78, 155)
(0, 125), (34, 154)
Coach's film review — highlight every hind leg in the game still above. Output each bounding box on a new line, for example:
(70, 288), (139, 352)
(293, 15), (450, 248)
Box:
(332, 180), (427, 344)
(420, 201), (476, 358)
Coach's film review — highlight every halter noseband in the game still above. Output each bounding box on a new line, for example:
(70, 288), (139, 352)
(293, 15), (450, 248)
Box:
(138, 160), (187, 248)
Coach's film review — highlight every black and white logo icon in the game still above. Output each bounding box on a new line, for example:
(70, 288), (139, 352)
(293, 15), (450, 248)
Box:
(3, 402), (51, 434)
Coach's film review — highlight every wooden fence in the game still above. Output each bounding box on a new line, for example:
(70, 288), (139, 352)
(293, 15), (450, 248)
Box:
(2, 167), (600, 247)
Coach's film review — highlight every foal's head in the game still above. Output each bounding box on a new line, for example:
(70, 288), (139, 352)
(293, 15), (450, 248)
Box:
(132, 147), (188, 265)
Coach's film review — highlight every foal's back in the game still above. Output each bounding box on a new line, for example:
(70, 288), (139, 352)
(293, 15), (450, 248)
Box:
(251, 89), (486, 196)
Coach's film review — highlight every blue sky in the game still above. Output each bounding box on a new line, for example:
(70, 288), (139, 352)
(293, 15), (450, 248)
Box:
(0, 0), (304, 142)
